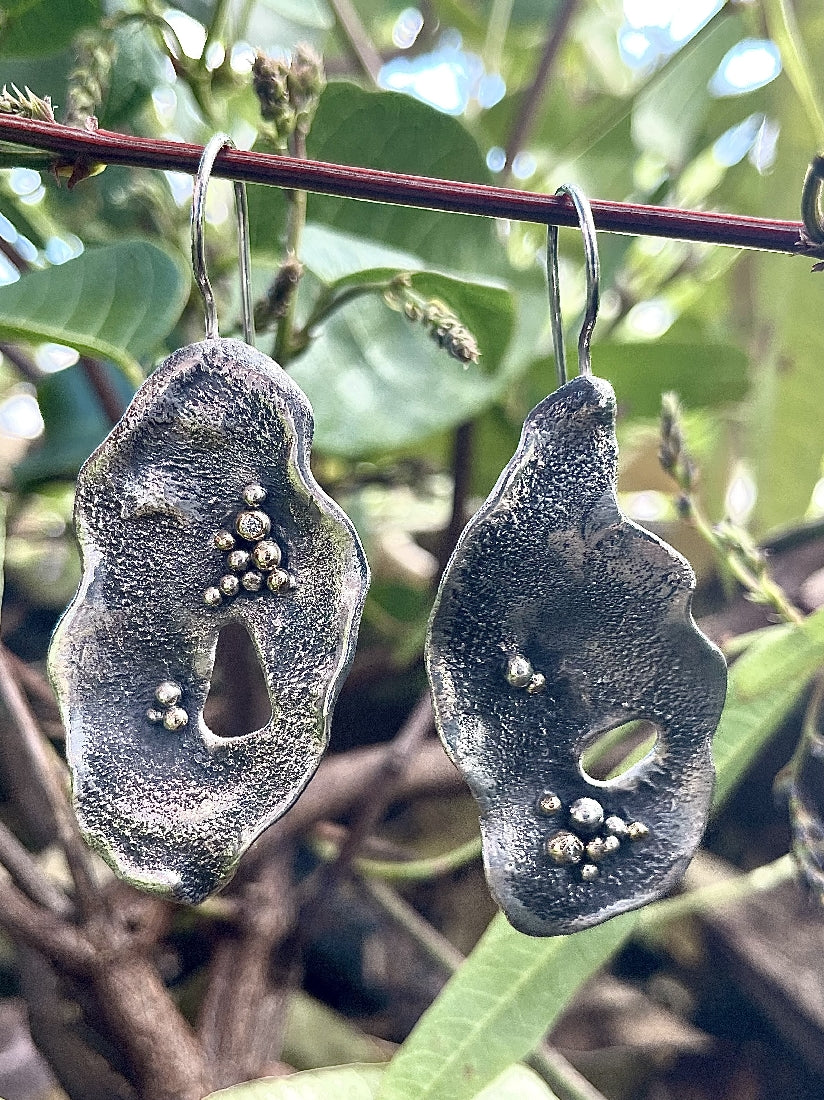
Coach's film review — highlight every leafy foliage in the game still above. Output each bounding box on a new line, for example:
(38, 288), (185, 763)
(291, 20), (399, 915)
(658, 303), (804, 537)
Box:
(2, 1), (824, 1098)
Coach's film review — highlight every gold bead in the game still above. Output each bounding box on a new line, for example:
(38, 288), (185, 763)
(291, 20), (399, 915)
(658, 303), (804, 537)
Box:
(537, 792), (562, 816)
(603, 835), (620, 855)
(213, 530), (235, 551)
(581, 863), (599, 881)
(604, 815), (629, 839)
(146, 707), (164, 724)
(241, 570), (263, 591)
(569, 797), (604, 835)
(252, 540), (281, 571)
(545, 830), (584, 865)
(203, 586), (222, 608)
(219, 574), (240, 597)
(227, 549), (251, 572)
(505, 654), (533, 688)
(243, 483), (267, 506)
(267, 568), (290, 592)
(235, 509), (271, 542)
(626, 821), (650, 842)
(526, 672), (546, 694)
(585, 837), (607, 862)
(155, 680), (182, 707)
(163, 706), (188, 731)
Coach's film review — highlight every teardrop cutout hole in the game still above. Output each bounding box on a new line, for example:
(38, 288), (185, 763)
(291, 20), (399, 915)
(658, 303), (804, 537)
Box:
(203, 621), (270, 738)
(580, 718), (660, 783)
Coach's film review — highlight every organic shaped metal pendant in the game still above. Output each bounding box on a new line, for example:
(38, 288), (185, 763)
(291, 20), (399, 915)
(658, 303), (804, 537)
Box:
(49, 337), (369, 902)
(426, 373), (727, 935)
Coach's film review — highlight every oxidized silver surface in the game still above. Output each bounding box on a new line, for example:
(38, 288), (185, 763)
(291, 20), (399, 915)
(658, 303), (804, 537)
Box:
(49, 337), (369, 903)
(426, 374), (727, 936)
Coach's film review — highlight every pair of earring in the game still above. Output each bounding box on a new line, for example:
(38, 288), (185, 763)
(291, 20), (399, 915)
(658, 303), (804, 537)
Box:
(49, 139), (726, 935)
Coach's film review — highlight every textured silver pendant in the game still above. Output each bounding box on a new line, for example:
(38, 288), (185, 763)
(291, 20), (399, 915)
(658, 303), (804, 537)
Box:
(49, 337), (369, 902)
(426, 374), (726, 936)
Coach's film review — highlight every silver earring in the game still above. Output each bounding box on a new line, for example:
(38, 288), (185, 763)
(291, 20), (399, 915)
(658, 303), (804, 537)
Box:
(49, 135), (369, 903)
(426, 185), (726, 936)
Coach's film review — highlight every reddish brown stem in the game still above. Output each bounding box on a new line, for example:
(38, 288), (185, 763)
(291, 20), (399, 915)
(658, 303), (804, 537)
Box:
(0, 114), (817, 255)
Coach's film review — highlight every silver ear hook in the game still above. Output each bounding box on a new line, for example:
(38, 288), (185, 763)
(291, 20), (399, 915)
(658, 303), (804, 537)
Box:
(546, 184), (600, 387)
(191, 134), (256, 346)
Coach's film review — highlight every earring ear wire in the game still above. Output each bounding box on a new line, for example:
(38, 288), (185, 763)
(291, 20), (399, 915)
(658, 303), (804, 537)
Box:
(191, 134), (256, 346)
(546, 184), (600, 387)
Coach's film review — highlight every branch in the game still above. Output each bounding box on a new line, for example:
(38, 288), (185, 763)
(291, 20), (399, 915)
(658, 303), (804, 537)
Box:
(0, 818), (72, 915)
(328, 0), (383, 86)
(0, 878), (93, 972)
(0, 645), (101, 916)
(0, 115), (818, 254)
(505, 0), (579, 168)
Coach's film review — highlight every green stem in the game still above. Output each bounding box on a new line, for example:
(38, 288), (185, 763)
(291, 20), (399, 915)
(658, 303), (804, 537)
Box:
(296, 278), (400, 345)
(204, 0), (232, 55)
(274, 133), (308, 365)
(637, 853), (797, 930)
(312, 832), (482, 883)
(482, 0), (515, 76)
(764, 0), (824, 147)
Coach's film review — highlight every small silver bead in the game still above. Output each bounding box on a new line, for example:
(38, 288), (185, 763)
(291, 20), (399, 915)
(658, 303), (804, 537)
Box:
(581, 863), (600, 881)
(267, 568), (290, 592)
(537, 792), (562, 816)
(569, 797), (604, 835)
(241, 570), (263, 592)
(505, 654), (533, 688)
(545, 830), (584, 866)
(227, 549), (251, 573)
(585, 837), (607, 862)
(526, 671), (547, 694)
(252, 539), (282, 571)
(163, 706), (188, 731)
(604, 815), (629, 839)
(603, 835), (621, 855)
(203, 586), (222, 608)
(154, 680), (182, 707)
(626, 821), (650, 842)
(235, 509), (271, 542)
(213, 530), (235, 551)
(146, 708), (165, 724)
(242, 483), (267, 506)
(219, 574), (240, 597)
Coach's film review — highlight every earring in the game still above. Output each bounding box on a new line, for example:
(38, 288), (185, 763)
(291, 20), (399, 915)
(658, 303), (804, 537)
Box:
(48, 135), (369, 903)
(425, 186), (726, 936)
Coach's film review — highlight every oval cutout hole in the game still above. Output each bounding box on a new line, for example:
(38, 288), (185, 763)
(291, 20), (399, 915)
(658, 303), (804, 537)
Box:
(203, 621), (270, 738)
(580, 719), (660, 782)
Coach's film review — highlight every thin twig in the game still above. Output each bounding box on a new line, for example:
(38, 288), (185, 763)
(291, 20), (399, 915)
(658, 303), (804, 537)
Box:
(505, 0), (579, 169)
(0, 878), (93, 971)
(79, 354), (126, 424)
(438, 421), (474, 575)
(0, 234), (32, 273)
(327, 0), (383, 86)
(307, 691), (435, 892)
(0, 818), (72, 915)
(0, 645), (101, 915)
(0, 115), (818, 254)
(0, 342), (41, 384)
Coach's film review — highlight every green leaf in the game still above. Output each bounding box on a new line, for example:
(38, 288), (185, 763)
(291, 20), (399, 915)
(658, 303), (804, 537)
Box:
(249, 83), (498, 274)
(712, 608), (824, 808)
(14, 361), (135, 488)
(376, 914), (638, 1100)
(593, 340), (750, 419)
(299, 224), (422, 285)
(289, 277), (514, 455)
(631, 14), (743, 168)
(374, 609), (824, 1100)
(206, 1062), (558, 1100)
(0, 0), (102, 57)
(0, 241), (189, 385)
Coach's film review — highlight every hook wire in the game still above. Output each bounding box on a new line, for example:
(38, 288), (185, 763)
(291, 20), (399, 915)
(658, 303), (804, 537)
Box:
(191, 134), (256, 346)
(801, 155), (824, 246)
(546, 184), (600, 387)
